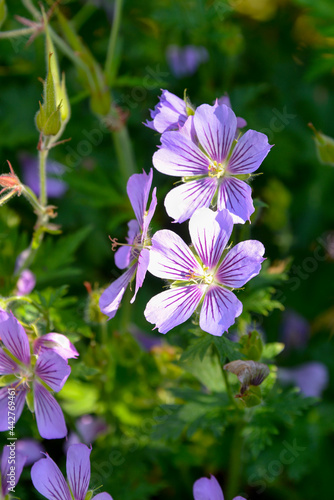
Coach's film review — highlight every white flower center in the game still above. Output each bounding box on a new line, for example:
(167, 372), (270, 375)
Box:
(208, 160), (226, 179)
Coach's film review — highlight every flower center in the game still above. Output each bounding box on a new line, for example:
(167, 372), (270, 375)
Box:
(208, 160), (226, 179)
(185, 267), (214, 285)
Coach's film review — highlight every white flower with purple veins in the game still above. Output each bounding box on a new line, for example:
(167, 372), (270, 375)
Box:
(31, 443), (113, 500)
(99, 169), (157, 319)
(144, 89), (191, 133)
(144, 208), (265, 336)
(153, 102), (272, 223)
(193, 474), (246, 500)
(0, 309), (73, 439)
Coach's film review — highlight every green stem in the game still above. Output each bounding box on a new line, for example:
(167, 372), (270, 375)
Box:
(222, 368), (238, 409)
(226, 420), (245, 500)
(111, 126), (136, 186)
(21, 0), (40, 18)
(105, 0), (124, 84)
(39, 146), (49, 207)
(21, 185), (44, 214)
(0, 27), (35, 39)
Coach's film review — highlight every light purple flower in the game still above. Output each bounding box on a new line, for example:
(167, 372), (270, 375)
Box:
(20, 153), (68, 198)
(0, 309), (71, 439)
(144, 208), (265, 335)
(144, 89), (191, 133)
(218, 94), (247, 130)
(31, 443), (113, 500)
(193, 474), (246, 500)
(280, 310), (310, 350)
(16, 438), (45, 466)
(166, 44), (209, 78)
(16, 269), (36, 296)
(278, 362), (329, 398)
(65, 415), (108, 452)
(153, 101), (272, 223)
(1, 445), (26, 498)
(99, 169), (157, 319)
(34, 333), (79, 360)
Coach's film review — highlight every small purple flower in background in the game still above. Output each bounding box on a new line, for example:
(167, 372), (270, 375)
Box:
(16, 438), (45, 466)
(167, 45), (209, 78)
(20, 153), (68, 198)
(144, 208), (265, 335)
(31, 443), (113, 500)
(218, 94), (247, 130)
(1, 445), (26, 498)
(0, 309), (72, 439)
(280, 309), (310, 350)
(65, 415), (108, 451)
(99, 169), (157, 319)
(145, 89), (191, 133)
(153, 101), (272, 223)
(193, 474), (246, 500)
(278, 362), (329, 398)
(16, 269), (36, 296)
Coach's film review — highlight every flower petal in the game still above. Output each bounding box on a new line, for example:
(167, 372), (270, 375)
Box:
(189, 208), (233, 269)
(16, 438), (45, 466)
(193, 475), (224, 500)
(148, 230), (202, 281)
(194, 103), (237, 163)
(199, 286), (242, 335)
(127, 169), (153, 230)
(0, 309), (30, 365)
(145, 89), (187, 133)
(130, 248), (150, 304)
(99, 264), (137, 319)
(66, 444), (91, 500)
(35, 350), (71, 392)
(217, 240), (265, 288)
(0, 347), (19, 375)
(228, 130), (272, 175)
(153, 131), (209, 176)
(0, 385), (27, 432)
(164, 177), (217, 223)
(92, 494), (114, 500)
(34, 382), (67, 439)
(142, 186), (157, 239)
(34, 333), (79, 360)
(144, 285), (204, 334)
(114, 219), (139, 269)
(217, 177), (255, 224)
(31, 453), (71, 500)
(1, 446), (26, 496)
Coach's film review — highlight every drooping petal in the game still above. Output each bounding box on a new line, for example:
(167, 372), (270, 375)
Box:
(189, 208), (233, 269)
(130, 248), (150, 304)
(0, 309), (30, 365)
(99, 264), (137, 319)
(66, 444), (91, 500)
(35, 350), (71, 392)
(144, 285), (204, 334)
(142, 186), (157, 239)
(34, 382), (67, 439)
(216, 240), (265, 288)
(114, 219), (139, 269)
(164, 177), (217, 223)
(0, 385), (27, 432)
(34, 333), (79, 360)
(217, 177), (255, 224)
(193, 475), (224, 500)
(0, 347), (19, 375)
(144, 89), (187, 133)
(75, 415), (107, 444)
(148, 230), (202, 281)
(227, 130), (272, 175)
(127, 169), (153, 230)
(194, 103), (237, 163)
(1, 446), (26, 497)
(153, 132), (209, 177)
(199, 286), (242, 336)
(31, 453), (71, 500)
(92, 493), (114, 500)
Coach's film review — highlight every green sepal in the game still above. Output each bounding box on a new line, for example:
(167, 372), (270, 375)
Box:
(310, 123), (334, 167)
(35, 101), (46, 133)
(25, 390), (34, 413)
(84, 490), (94, 500)
(0, 375), (17, 387)
(242, 385), (262, 407)
(240, 330), (263, 361)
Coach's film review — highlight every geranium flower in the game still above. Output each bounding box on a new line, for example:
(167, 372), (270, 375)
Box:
(144, 89), (191, 133)
(99, 169), (157, 319)
(16, 269), (36, 296)
(193, 475), (246, 500)
(1, 445), (26, 499)
(278, 362), (329, 398)
(153, 102), (272, 223)
(144, 208), (265, 335)
(0, 309), (72, 439)
(166, 45), (209, 78)
(31, 443), (113, 500)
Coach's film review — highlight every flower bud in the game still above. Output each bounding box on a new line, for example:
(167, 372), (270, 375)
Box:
(35, 53), (62, 136)
(240, 330), (263, 361)
(224, 359), (270, 395)
(309, 123), (334, 167)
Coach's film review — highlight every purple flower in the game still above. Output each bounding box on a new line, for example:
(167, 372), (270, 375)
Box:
(144, 208), (265, 335)
(99, 169), (157, 319)
(34, 333), (79, 360)
(280, 310), (310, 350)
(20, 153), (68, 198)
(278, 362), (329, 398)
(31, 443), (113, 500)
(145, 90), (191, 133)
(1, 445), (26, 498)
(218, 94), (247, 130)
(65, 415), (108, 452)
(153, 101), (272, 223)
(16, 269), (36, 296)
(166, 45), (209, 78)
(193, 475), (246, 500)
(16, 438), (45, 466)
(0, 309), (71, 439)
